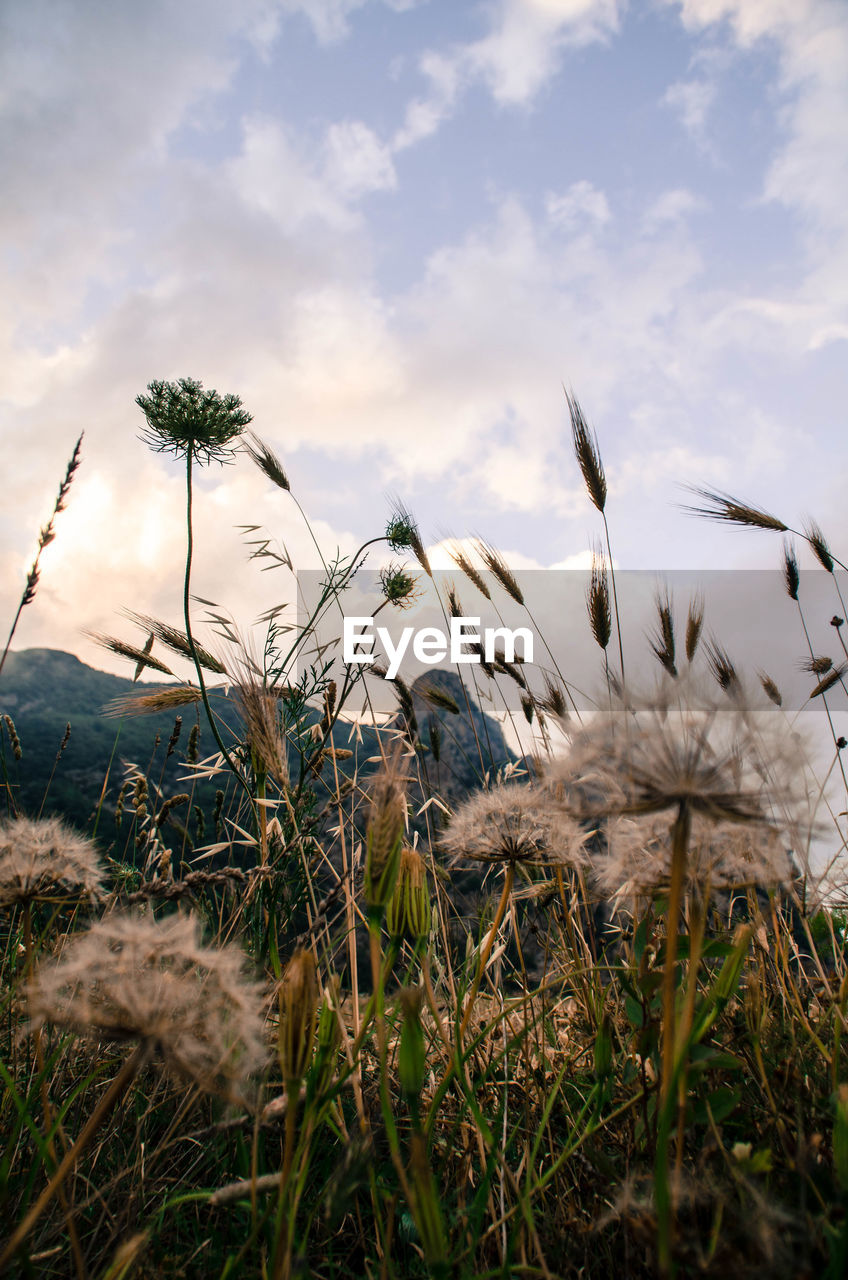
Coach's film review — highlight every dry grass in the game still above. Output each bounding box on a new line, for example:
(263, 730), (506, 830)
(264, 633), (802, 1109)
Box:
(1, 390), (847, 1280)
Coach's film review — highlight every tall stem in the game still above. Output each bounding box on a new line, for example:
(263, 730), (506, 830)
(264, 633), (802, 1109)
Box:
(458, 863), (515, 1044)
(661, 801), (690, 1100)
(183, 455), (252, 804)
(0, 1042), (149, 1271)
(602, 510), (625, 686)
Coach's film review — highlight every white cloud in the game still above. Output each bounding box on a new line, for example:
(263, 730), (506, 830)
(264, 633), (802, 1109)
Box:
(666, 0), (848, 346)
(392, 0), (623, 154)
(662, 76), (717, 142)
(467, 0), (622, 104)
(546, 181), (612, 231)
(325, 120), (397, 195)
(643, 188), (705, 229)
(228, 117), (353, 230)
(393, 51), (461, 150)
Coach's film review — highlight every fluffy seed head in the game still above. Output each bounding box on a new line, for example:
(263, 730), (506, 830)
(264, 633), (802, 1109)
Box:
(28, 913), (268, 1099)
(0, 816), (104, 908)
(441, 785), (590, 867)
(548, 676), (780, 826)
(597, 813), (794, 902)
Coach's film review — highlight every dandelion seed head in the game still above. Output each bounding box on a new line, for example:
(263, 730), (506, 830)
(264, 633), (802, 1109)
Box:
(440, 785), (590, 867)
(596, 813), (793, 902)
(0, 816), (104, 908)
(548, 676), (778, 826)
(28, 913), (268, 1099)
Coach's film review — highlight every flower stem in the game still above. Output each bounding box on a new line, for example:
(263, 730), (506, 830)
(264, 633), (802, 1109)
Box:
(0, 1042), (150, 1270)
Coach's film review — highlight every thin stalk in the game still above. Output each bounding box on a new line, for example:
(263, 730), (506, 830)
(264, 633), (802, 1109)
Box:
(0, 1042), (150, 1271)
(21, 905), (87, 1280)
(458, 864), (515, 1045)
(601, 509), (625, 686)
(183, 455), (251, 800)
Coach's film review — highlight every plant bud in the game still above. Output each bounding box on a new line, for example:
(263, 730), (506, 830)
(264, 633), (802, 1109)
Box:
(278, 949), (319, 1085)
(364, 764), (407, 916)
(386, 846), (431, 943)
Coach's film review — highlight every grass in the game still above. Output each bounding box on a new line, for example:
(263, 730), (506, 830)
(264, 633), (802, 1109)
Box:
(0, 382), (847, 1278)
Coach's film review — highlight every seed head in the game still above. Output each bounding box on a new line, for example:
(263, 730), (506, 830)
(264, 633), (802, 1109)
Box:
(364, 759), (408, 912)
(28, 913), (268, 1099)
(549, 676), (775, 826)
(783, 541), (800, 601)
(0, 816), (103, 908)
(650, 590), (676, 678)
(380, 563), (420, 609)
(587, 548), (612, 652)
(475, 539), (524, 606)
(277, 948), (319, 1085)
(243, 432), (290, 492)
(682, 486), (787, 533)
(565, 389), (607, 514)
(597, 813), (793, 902)
(449, 545), (492, 600)
(441, 785), (589, 867)
(386, 502), (431, 576)
(804, 520), (834, 573)
(685, 594), (704, 663)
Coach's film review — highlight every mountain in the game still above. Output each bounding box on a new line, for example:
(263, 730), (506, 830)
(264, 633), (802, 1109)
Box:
(0, 649), (232, 835)
(0, 651), (515, 852)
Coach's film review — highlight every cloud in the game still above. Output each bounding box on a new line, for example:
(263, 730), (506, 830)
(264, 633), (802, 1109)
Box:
(466, 0), (623, 105)
(662, 76), (717, 143)
(392, 0), (623, 153)
(546, 181), (612, 231)
(228, 117), (354, 230)
(643, 188), (706, 229)
(324, 120), (397, 195)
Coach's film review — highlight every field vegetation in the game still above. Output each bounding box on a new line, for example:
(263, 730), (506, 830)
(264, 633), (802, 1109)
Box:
(1, 379), (847, 1278)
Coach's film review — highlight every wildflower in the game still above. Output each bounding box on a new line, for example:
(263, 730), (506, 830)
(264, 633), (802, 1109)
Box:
(0, 816), (103, 908)
(440, 784), (589, 868)
(597, 813), (793, 903)
(136, 377), (252, 466)
(28, 913), (268, 1099)
(548, 676), (773, 826)
(380, 563), (420, 608)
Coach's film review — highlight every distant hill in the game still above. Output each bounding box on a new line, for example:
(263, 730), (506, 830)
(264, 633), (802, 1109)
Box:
(0, 650), (515, 854)
(0, 649), (232, 836)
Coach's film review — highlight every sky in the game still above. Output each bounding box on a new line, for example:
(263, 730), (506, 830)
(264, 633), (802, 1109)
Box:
(2, 0), (847, 679)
